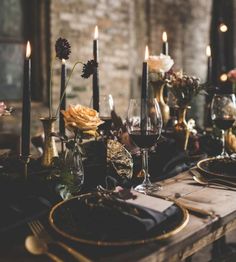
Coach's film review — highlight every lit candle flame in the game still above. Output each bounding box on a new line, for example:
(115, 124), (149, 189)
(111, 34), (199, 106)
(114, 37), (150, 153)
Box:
(162, 31), (167, 42)
(219, 23), (228, 32)
(144, 45), (149, 61)
(206, 45), (211, 57)
(94, 25), (98, 40)
(220, 73), (227, 82)
(62, 59), (66, 65)
(26, 41), (31, 58)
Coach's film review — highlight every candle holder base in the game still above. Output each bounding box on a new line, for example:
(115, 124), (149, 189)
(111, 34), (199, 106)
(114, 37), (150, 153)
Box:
(19, 155), (31, 180)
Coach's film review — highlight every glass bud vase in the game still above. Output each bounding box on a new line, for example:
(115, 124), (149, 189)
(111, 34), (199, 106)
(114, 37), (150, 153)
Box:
(151, 80), (170, 126)
(40, 117), (58, 167)
(64, 139), (84, 196)
(174, 106), (190, 151)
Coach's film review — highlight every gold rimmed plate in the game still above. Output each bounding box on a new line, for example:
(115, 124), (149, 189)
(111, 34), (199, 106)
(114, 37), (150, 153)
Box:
(49, 192), (189, 246)
(197, 157), (236, 179)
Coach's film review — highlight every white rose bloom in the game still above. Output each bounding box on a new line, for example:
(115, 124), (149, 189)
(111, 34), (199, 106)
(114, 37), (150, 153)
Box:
(148, 54), (174, 73)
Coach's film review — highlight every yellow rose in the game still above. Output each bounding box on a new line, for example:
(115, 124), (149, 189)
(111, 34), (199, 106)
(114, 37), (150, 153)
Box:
(61, 104), (103, 132)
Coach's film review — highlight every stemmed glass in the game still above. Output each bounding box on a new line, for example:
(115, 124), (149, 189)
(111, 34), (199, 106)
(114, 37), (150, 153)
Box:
(211, 94), (236, 158)
(127, 98), (163, 193)
(99, 94), (114, 135)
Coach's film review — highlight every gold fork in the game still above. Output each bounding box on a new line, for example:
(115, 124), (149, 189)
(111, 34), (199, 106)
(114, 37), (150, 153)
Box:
(28, 220), (91, 262)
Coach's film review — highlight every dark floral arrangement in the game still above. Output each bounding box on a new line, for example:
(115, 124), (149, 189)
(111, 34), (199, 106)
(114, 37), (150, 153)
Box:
(81, 60), (98, 78)
(55, 37), (71, 60)
(168, 72), (205, 107)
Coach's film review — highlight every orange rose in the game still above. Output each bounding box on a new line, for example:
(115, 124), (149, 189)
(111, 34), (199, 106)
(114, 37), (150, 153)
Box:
(61, 104), (103, 132)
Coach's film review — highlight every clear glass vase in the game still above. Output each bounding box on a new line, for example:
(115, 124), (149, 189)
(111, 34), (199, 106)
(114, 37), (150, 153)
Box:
(57, 138), (84, 199)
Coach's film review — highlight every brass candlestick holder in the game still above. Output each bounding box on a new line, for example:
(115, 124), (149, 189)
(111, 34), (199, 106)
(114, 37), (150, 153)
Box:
(20, 155), (31, 180)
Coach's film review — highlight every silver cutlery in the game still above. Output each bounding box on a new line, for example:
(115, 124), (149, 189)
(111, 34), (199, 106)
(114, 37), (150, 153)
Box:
(28, 220), (91, 262)
(25, 235), (63, 262)
(190, 169), (236, 190)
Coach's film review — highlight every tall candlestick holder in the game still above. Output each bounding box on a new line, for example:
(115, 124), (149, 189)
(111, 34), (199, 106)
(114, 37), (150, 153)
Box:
(20, 155), (31, 180)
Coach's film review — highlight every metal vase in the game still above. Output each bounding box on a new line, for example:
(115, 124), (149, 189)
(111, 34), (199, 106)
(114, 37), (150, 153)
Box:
(40, 117), (58, 167)
(174, 107), (190, 151)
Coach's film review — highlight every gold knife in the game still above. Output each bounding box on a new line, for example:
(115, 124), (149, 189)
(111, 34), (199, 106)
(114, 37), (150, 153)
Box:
(148, 192), (215, 217)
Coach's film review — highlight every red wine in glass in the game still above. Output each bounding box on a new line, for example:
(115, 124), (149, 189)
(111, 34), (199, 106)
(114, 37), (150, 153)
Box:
(129, 130), (160, 148)
(211, 94), (236, 158)
(127, 98), (163, 193)
(213, 118), (235, 130)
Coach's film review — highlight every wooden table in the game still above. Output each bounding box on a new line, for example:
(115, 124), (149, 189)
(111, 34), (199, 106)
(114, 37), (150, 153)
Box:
(1, 170), (236, 262)
(98, 170), (236, 261)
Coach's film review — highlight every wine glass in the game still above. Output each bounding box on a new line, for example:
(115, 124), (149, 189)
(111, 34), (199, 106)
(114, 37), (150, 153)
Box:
(127, 98), (163, 193)
(211, 94), (236, 158)
(99, 94), (114, 135)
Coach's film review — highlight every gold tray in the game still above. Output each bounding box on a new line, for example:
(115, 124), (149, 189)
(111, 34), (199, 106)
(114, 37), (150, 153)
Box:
(49, 192), (189, 246)
(197, 158), (236, 179)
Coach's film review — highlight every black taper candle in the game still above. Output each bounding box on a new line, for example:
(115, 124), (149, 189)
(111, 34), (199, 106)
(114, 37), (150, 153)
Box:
(141, 46), (149, 133)
(206, 45), (212, 84)
(162, 32), (168, 55)
(141, 62), (148, 99)
(59, 59), (66, 136)
(21, 41), (31, 157)
(93, 25), (99, 112)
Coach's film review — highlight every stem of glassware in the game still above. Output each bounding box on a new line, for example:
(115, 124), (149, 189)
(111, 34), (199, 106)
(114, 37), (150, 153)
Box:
(221, 129), (227, 157)
(141, 148), (151, 186)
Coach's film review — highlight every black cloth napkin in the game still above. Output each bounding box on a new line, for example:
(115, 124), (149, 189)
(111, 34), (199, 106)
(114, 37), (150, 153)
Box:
(0, 195), (50, 235)
(0, 158), (60, 242)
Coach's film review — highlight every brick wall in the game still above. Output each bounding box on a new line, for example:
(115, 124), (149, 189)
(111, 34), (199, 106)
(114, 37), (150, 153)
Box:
(50, 0), (212, 125)
(50, 0), (135, 118)
(0, 0), (212, 140)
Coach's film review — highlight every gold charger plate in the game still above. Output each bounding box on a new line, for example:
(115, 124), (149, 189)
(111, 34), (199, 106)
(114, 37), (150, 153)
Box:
(197, 157), (236, 179)
(49, 192), (189, 246)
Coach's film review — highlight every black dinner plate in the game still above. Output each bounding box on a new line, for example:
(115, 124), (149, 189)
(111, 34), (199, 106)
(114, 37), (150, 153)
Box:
(49, 192), (189, 246)
(197, 157), (236, 179)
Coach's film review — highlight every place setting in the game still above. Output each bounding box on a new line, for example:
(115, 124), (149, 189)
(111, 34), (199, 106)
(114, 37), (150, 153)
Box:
(2, 2), (236, 261)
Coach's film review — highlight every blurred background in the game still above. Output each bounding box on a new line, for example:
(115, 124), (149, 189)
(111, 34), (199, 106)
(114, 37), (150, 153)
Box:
(0, 0), (235, 137)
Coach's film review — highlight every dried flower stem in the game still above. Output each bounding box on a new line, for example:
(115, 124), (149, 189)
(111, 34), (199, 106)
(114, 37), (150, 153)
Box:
(55, 61), (83, 118)
(49, 56), (55, 118)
